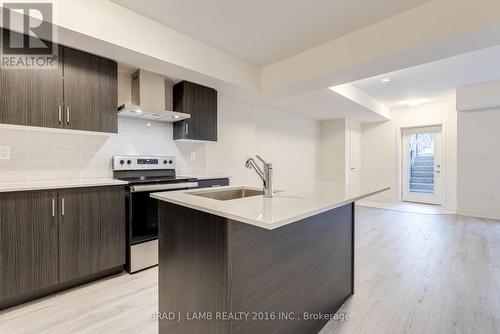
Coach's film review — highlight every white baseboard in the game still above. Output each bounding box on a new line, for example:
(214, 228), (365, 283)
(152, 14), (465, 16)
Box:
(358, 201), (500, 221)
(357, 201), (455, 215)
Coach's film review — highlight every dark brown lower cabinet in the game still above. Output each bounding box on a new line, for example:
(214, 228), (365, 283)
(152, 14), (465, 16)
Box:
(59, 187), (125, 282)
(59, 188), (102, 281)
(0, 191), (59, 299)
(98, 187), (126, 270)
(0, 186), (125, 309)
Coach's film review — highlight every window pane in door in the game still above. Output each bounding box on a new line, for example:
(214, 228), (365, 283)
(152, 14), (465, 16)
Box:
(408, 133), (435, 194)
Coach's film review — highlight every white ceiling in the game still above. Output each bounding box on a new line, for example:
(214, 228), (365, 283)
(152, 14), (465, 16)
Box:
(111, 0), (431, 66)
(273, 89), (388, 122)
(109, 1), (500, 122)
(276, 44), (500, 122)
(352, 44), (500, 109)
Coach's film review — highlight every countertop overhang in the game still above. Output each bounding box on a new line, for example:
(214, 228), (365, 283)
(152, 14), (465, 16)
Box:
(151, 183), (390, 230)
(0, 179), (128, 193)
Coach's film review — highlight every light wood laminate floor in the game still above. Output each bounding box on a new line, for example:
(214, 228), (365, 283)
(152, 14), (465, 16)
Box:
(1, 207), (499, 334)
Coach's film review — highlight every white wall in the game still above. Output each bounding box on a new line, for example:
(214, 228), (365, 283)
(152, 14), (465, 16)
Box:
(457, 109), (500, 219)
(206, 97), (320, 189)
(361, 100), (458, 209)
(455, 80), (500, 219)
(456, 80), (500, 112)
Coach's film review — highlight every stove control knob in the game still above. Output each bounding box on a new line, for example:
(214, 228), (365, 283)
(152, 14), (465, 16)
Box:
(119, 160), (125, 165)
(169, 160), (173, 164)
(163, 160), (168, 164)
(127, 160), (132, 165)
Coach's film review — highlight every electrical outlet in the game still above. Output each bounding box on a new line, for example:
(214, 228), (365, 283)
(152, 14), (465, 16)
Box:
(191, 152), (196, 161)
(0, 146), (11, 160)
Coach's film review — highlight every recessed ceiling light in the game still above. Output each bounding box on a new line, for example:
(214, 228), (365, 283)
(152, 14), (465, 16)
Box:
(381, 78), (391, 84)
(146, 123), (151, 126)
(401, 98), (430, 107)
(172, 115), (180, 119)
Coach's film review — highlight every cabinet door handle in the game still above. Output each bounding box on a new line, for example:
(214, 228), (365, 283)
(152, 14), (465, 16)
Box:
(66, 107), (70, 125)
(185, 122), (189, 135)
(58, 105), (62, 123)
(61, 197), (65, 216)
(52, 198), (55, 217)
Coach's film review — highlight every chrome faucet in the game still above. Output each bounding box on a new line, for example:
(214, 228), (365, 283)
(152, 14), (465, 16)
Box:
(245, 155), (274, 197)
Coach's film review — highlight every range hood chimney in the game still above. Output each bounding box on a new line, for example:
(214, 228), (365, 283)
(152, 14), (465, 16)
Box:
(118, 69), (189, 122)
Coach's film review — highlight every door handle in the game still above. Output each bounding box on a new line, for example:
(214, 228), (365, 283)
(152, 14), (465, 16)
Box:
(66, 107), (70, 125)
(185, 122), (189, 135)
(52, 198), (55, 217)
(61, 197), (65, 216)
(58, 105), (62, 123)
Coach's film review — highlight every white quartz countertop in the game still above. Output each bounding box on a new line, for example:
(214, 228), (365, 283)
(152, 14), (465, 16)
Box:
(151, 183), (390, 230)
(0, 179), (128, 193)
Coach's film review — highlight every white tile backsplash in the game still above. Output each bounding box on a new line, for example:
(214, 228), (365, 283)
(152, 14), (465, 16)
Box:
(2, 139), (56, 151)
(0, 117), (206, 184)
(28, 129), (81, 142)
(0, 171), (30, 183)
(0, 128), (29, 140)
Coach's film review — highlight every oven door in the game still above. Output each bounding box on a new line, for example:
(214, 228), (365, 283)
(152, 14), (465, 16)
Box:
(129, 182), (198, 245)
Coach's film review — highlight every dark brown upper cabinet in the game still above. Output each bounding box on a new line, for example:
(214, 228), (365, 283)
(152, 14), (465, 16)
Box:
(0, 29), (64, 128)
(173, 81), (217, 141)
(63, 47), (118, 133)
(0, 58), (63, 128)
(0, 28), (118, 133)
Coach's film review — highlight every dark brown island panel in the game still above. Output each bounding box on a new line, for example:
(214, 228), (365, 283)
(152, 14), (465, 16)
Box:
(158, 201), (354, 334)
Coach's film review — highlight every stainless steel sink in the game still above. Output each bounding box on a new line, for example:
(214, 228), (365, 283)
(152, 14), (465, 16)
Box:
(189, 187), (264, 201)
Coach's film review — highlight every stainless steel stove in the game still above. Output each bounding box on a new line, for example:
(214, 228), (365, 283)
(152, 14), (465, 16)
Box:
(113, 155), (198, 273)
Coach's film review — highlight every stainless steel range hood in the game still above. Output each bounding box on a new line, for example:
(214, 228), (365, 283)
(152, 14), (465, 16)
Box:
(118, 69), (190, 122)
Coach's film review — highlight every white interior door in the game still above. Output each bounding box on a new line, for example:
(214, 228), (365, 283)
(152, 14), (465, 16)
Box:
(348, 125), (362, 187)
(402, 126), (444, 205)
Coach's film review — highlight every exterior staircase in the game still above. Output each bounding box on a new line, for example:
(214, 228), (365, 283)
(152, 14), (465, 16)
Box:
(410, 155), (434, 194)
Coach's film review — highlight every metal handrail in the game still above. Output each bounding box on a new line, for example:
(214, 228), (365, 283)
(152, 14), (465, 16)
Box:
(409, 134), (419, 175)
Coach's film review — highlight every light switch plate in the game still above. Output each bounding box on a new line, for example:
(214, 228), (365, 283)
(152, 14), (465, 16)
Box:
(190, 152), (196, 161)
(0, 146), (11, 160)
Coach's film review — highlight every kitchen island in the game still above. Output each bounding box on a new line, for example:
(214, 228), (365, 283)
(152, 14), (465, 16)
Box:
(151, 183), (389, 334)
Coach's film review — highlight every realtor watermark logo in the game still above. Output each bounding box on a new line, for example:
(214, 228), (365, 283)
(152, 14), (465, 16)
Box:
(1, 2), (58, 69)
